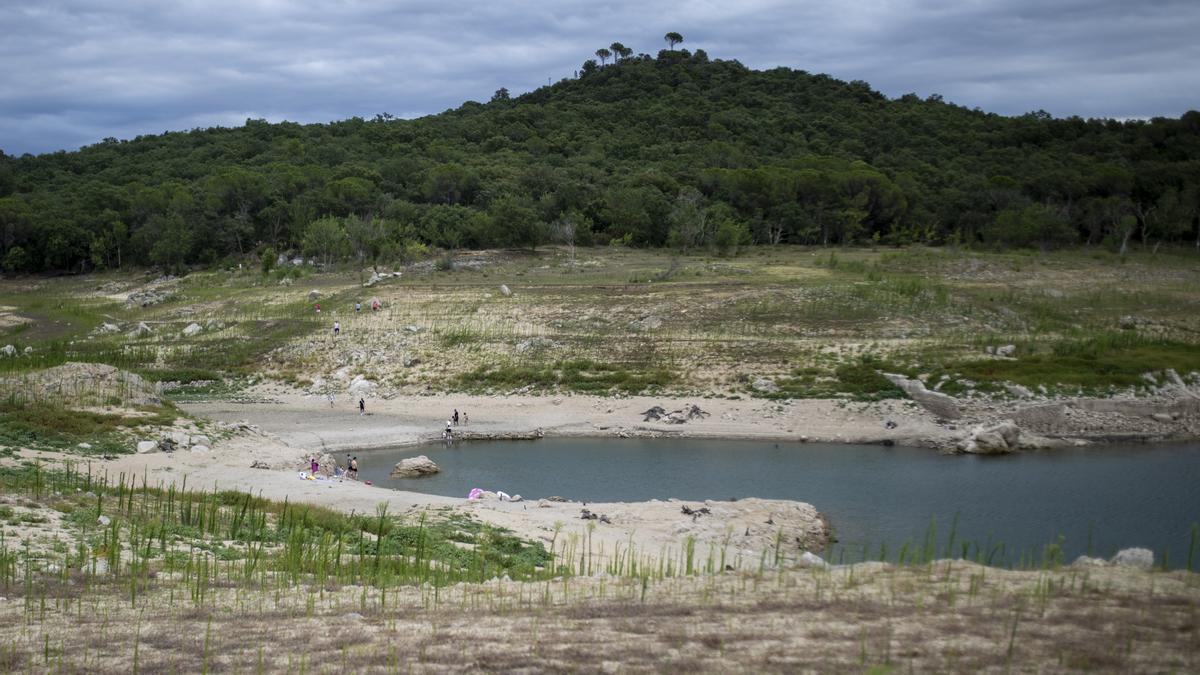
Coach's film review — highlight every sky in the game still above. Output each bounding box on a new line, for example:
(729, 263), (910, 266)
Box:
(1, 0), (1197, 156)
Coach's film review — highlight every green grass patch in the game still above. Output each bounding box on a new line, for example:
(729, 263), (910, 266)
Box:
(457, 358), (674, 395)
(0, 400), (179, 455)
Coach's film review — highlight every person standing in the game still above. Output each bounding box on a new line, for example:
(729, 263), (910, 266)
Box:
(310, 456), (319, 475)
(328, 392), (335, 408)
(355, 302), (362, 313)
(453, 409), (459, 426)
(349, 456), (359, 480)
(358, 398), (365, 416)
(333, 321), (341, 336)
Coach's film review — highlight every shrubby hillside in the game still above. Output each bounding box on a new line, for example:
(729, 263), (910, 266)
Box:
(1, 47), (1198, 273)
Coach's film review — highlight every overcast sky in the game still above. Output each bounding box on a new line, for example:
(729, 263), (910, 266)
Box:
(2, 0), (1197, 156)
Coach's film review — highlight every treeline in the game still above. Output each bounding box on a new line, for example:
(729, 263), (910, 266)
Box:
(1, 45), (1199, 273)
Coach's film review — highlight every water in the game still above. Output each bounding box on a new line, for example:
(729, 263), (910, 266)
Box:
(357, 438), (1200, 567)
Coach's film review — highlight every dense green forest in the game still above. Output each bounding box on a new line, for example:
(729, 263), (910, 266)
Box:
(1, 46), (1198, 274)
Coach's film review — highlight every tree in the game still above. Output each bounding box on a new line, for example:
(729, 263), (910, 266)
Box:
(610, 42), (631, 62)
(667, 187), (710, 253)
(664, 32), (683, 49)
(595, 48), (611, 66)
(551, 210), (589, 263)
(490, 87), (510, 103)
(302, 216), (348, 267)
(261, 246), (277, 275)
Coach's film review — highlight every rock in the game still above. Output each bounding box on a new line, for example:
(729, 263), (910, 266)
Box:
(1118, 315), (1144, 330)
(389, 455), (441, 478)
(250, 460), (270, 469)
(1070, 555), (1108, 568)
(128, 322), (153, 338)
(499, 284), (513, 297)
(342, 612), (364, 621)
(1, 344), (16, 357)
(23, 346), (31, 354)
(97, 515), (111, 526)
(883, 373), (962, 420)
(308, 289), (321, 300)
(1164, 368), (1186, 388)
(515, 337), (558, 354)
(1151, 413), (1174, 423)
(1004, 383), (1033, 399)
(190, 435), (211, 447)
(1141, 371), (1159, 385)
(77, 442), (92, 449)
(347, 375), (377, 395)
(958, 420), (1021, 454)
(797, 552), (830, 569)
(995, 344), (1016, 358)
(181, 322), (202, 337)
(751, 378), (779, 394)
(402, 356), (421, 367)
(363, 272), (383, 287)
(95, 322), (122, 334)
(190, 444), (210, 453)
(136, 440), (159, 454)
(628, 315), (663, 331)
(168, 430), (191, 447)
(1110, 548), (1154, 570)
(278, 277), (294, 286)
(405, 325), (424, 333)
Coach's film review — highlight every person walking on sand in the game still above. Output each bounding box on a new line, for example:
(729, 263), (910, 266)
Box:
(328, 392), (335, 407)
(453, 409), (459, 426)
(333, 321), (340, 336)
(359, 397), (365, 415)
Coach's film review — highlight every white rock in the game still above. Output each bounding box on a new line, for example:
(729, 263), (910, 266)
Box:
(499, 284), (513, 297)
(797, 552), (830, 569)
(191, 445), (210, 453)
(0, 344), (15, 357)
(1110, 547), (1154, 569)
(308, 289), (321, 300)
(1070, 555), (1108, 568)
(751, 378), (779, 394)
(389, 455), (441, 477)
(169, 430), (191, 446)
(996, 344), (1016, 357)
(136, 440), (158, 454)
(190, 435), (211, 447)
(181, 322), (202, 337)
(97, 515), (111, 526)
(77, 442), (92, 450)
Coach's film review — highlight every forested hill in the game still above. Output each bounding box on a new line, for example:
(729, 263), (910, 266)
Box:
(1, 48), (1198, 273)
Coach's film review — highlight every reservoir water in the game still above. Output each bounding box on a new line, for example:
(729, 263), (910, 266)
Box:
(358, 438), (1200, 567)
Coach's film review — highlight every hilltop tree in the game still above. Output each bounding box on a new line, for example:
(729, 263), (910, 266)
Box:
(664, 32), (683, 49)
(610, 42), (632, 62)
(595, 48), (611, 66)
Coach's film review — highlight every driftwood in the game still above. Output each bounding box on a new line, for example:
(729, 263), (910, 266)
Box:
(681, 504), (712, 521)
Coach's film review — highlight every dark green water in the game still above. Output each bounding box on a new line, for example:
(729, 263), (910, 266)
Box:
(358, 438), (1200, 568)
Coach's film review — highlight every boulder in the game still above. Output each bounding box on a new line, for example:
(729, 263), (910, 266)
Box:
(389, 455), (441, 478)
(308, 290), (321, 300)
(751, 377), (779, 394)
(515, 337), (558, 354)
(402, 356), (421, 368)
(96, 322), (122, 335)
(181, 322), (202, 337)
(136, 440), (158, 454)
(958, 420), (1021, 454)
(347, 375), (377, 395)
(797, 552), (830, 569)
(191, 445), (210, 453)
(883, 373), (962, 420)
(190, 435), (211, 447)
(168, 430), (191, 447)
(0, 344), (14, 357)
(1003, 383), (1033, 399)
(1151, 413), (1174, 423)
(995, 344), (1016, 357)
(1070, 555), (1108, 568)
(1110, 548), (1154, 570)
(128, 322), (153, 338)
(499, 284), (513, 297)
(363, 272), (382, 288)
(97, 515), (111, 527)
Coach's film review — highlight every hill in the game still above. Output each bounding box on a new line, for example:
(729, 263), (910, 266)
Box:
(0, 48), (1198, 273)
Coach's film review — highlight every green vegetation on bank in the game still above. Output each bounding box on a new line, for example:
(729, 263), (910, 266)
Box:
(0, 46), (1197, 276)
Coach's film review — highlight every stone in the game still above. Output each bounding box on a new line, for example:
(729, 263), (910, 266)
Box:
(181, 322), (202, 337)
(883, 373), (962, 420)
(191, 445), (210, 453)
(1004, 383), (1033, 399)
(1151, 413), (1173, 423)
(278, 277), (294, 286)
(405, 325), (424, 333)
(23, 346), (31, 354)
(516, 337), (558, 354)
(751, 378), (779, 394)
(797, 552), (829, 569)
(389, 455), (441, 478)
(1110, 547), (1154, 570)
(995, 344), (1016, 357)
(402, 356), (421, 367)
(308, 289), (321, 300)
(628, 315), (663, 331)
(959, 420), (1021, 454)
(363, 272), (382, 287)
(77, 442), (92, 449)
(1, 344), (16, 357)
(136, 440), (159, 454)
(1141, 371), (1159, 385)
(1164, 368), (1186, 388)
(96, 322), (121, 334)
(128, 322), (153, 338)
(1070, 555), (1108, 568)
(97, 515), (111, 526)
(347, 375), (377, 395)
(190, 435), (211, 447)
(499, 284), (513, 297)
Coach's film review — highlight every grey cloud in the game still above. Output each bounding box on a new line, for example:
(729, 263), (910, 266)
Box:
(1, 0), (1197, 155)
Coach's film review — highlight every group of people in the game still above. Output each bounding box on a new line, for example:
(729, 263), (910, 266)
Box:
(443, 408), (468, 439)
(307, 455), (359, 480)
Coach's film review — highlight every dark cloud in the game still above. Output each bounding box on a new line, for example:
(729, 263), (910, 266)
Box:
(1, 0), (1196, 155)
